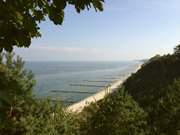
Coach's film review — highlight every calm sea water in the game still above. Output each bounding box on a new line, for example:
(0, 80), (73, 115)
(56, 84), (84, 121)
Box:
(25, 61), (139, 104)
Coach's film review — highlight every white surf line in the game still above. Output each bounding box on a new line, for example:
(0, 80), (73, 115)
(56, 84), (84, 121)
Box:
(67, 64), (142, 113)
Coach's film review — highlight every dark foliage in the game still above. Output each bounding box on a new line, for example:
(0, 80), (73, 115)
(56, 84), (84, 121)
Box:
(0, 52), (35, 124)
(174, 44), (180, 56)
(1, 47), (180, 135)
(152, 79), (180, 135)
(0, 0), (104, 51)
(0, 52), (79, 135)
(123, 53), (180, 108)
(79, 89), (149, 135)
(123, 47), (180, 135)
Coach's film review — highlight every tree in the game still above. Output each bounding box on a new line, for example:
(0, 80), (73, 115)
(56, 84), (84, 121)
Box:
(0, 52), (80, 135)
(174, 44), (180, 56)
(0, 52), (35, 123)
(0, 52), (34, 133)
(123, 49), (180, 135)
(152, 79), (180, 135)
(79, 89), (149, 135)
(0, 0), (104, 51)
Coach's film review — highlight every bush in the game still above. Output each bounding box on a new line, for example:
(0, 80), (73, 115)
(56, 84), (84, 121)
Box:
(12, 100), (79, 135)
(123, 46), (180, 135)
(0, 52), (35, 124)
(1, 44), (180, 135)
(174, 44), (180, 56)
(0, 52), (79, 135)
(123, 53), (180, 109)
(79, 89), (149, 135)
(151, 79), (180, 135)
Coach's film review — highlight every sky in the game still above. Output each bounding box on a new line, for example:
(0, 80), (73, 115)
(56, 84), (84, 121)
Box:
(15, 0), (180, 61)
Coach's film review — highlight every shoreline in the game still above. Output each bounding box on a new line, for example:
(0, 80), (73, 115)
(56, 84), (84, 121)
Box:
(67, 63), (142, 113)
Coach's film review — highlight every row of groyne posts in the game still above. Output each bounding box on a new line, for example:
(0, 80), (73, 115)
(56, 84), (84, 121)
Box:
(49, 82), (114, 106)
(66, 79), (124, 113)
(48, 64), (142, 111)
(50, 72), (133, 105)
(67, 64), (142, 112)
(50, 77), (123, 104)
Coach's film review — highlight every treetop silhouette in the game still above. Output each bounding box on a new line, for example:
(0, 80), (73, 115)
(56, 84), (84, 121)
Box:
(0, 0), (104, 51)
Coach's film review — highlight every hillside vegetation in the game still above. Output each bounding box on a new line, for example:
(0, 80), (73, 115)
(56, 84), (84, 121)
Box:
(81, 45), (180, 135)
(122, 45), (180, 134)
(0, 45), (180, 135)
(0, 53), (79, 135)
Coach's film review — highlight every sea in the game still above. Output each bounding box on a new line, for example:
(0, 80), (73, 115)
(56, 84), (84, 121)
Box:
(25, 61), (140, 105)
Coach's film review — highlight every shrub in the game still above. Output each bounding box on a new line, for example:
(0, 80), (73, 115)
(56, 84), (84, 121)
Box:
(123, 46), (180, 135)
(0, 52), (79, 135)
(151, 79), (180, 135)
(79, 89), (149, 135)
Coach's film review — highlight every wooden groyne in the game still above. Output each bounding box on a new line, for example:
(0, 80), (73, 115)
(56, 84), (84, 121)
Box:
(83, 80), (112, 83)
(67, 64), (142, 113)
(69, 84), (105, 88)
(51, 90), (95, 94)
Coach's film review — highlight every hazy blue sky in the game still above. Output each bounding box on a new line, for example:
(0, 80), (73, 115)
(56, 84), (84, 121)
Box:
(15, 0), (180, 61)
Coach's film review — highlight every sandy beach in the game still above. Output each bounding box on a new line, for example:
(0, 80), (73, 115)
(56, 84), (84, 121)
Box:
(67, 63), (142, 113)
